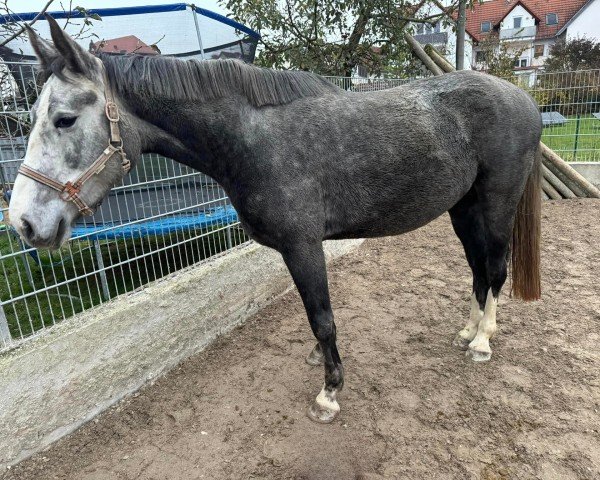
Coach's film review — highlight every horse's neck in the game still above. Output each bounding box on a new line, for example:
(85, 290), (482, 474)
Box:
(126, 92), (248, 181)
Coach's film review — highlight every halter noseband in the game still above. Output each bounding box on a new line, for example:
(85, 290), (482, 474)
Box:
(17, 69), (131, 216)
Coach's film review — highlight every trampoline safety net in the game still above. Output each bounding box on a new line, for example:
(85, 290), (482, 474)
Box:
(0, 3), (259, 63)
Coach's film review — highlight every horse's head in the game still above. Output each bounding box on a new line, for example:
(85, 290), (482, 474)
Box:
(9, 16), (134, 249)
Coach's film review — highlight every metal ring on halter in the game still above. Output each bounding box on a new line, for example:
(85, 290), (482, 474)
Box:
(105, 101), (120, 122)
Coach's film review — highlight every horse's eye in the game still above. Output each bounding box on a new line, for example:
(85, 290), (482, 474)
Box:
(54, 116), (77, 129)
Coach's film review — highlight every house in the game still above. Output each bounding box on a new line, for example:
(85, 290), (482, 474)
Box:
(466, 0), (590, 72)
(557, 0), (600, 40)
(91, 36), (159, 56)
(412, 0), (475, 69)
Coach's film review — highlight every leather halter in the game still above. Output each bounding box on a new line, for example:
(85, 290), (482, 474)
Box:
(17, 69), (131, 216)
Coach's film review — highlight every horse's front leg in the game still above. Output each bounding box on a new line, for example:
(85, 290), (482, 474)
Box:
(281, 243), (343, 423)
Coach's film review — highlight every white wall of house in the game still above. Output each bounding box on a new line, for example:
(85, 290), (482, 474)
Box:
(497, 4), (539, 69)
(499, 4), (537, 33)
(445, 28), (474, 69)
(529, 38), (555, 67)
(565, 0), (600, 40)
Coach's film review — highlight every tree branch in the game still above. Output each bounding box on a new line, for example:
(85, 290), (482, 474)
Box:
(0, 0), (55, 48)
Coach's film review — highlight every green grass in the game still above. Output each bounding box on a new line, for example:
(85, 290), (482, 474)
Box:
(541, 115), (600, 162)
(0, 224), (249, 340)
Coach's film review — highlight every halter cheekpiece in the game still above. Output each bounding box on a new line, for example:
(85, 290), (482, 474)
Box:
(17, 68), (131, 216)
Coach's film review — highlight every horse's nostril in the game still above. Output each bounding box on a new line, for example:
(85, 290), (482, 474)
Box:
(19, 215), (63, 248)
(21, 217), (34, 242)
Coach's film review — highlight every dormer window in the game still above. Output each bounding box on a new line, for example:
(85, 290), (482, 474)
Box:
(546, 13), (558, 25)
(481, 21), (491, 33)
(513, 17), (522, 29)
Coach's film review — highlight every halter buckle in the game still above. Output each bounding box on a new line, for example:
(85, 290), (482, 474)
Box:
(105, 101), (120, 122)
(60, 181), (81, 201)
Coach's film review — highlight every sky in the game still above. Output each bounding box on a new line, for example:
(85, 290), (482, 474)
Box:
(14, 0), (228, 16)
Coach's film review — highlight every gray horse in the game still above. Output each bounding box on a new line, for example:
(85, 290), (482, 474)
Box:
(9, 17), (541, 423)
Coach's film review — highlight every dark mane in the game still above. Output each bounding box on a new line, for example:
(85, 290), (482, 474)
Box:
(98, 54), (342, 107)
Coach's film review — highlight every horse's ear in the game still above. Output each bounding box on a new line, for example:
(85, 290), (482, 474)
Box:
(26, 24), (58, 71)
(45, 14), (97, 77)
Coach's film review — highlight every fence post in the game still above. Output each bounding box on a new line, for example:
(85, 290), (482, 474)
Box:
(573, 114), (581, 161)
(93, 240), (110, 301)
(226, 225), (233, 250)
(0, 304), (12, 347)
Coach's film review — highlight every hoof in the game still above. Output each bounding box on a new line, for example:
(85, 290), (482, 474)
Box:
(306, 386), (340, 424)
(466, 348), (492, 362)
(306, 344), (324, 366)
(307, 401), (339, 423)
(452, 335), (471, 351)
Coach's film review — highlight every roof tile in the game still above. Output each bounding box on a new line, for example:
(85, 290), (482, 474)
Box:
(465, 0), (589, 42)
(92, 35), (158, 55)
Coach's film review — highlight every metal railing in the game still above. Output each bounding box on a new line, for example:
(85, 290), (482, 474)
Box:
(323, 76), (413, 92)
(499, 25), (537, 40)
(413, 32), (448, 47)
(0, 62), (598, 352)
(508, 69), (600, 162)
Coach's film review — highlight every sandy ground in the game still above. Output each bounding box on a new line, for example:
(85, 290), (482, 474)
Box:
(3, 200), (600, 480)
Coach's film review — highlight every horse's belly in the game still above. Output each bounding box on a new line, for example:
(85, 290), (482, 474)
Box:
(323, 170), (475, 240)
(325, 201), (449, 239)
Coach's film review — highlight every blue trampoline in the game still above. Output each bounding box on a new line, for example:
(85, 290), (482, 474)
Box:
(71, 205), (238, 241)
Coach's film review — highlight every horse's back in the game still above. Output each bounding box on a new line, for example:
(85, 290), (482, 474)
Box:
(235, 71), (541, 243)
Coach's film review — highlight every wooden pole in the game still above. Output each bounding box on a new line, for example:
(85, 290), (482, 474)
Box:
(455, 0), (467, 70)
(540, 142), (600, 198)
(404, 32), (444, 76)
(541, 178), (562, 200)
(544, 157), (588, 197)
(425, 44), (456, 73)
(542, 164), (576, 199)
(542, 157), (587, 197)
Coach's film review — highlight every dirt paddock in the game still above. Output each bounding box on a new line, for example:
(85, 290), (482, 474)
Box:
(4, 200), (600, 480)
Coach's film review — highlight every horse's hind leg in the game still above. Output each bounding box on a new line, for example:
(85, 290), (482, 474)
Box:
(449, 188), (489, 350)
(465, 181), (524, 362)
(281, 243), (343, 423)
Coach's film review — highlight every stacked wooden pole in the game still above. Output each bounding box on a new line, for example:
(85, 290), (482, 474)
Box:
(405, 38), (600, 200)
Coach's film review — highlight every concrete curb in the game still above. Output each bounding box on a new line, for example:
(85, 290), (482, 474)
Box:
(570, 162), (600, 188)
(0, 239), (362, 469)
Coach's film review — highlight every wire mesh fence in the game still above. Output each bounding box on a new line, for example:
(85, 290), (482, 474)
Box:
(0, 62), (250, 351)
(323, 76), (414, 92)
(0, 62), (598, 352)
(508, 69), (600, 162)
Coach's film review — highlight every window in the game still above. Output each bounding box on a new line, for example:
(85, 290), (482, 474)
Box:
(476, 50), (487, 63)
(416, 23), (424, 34)
(434, 21), (441, 33)
(481, 21), (491, 33)
(514, 58), (528, 68)
(534, 44), (545, 58)
(546, 13), (558, 25)
(513, 16), (522, 29)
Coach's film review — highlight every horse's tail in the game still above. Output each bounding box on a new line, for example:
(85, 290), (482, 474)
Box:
(511, 146), (542, 301)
